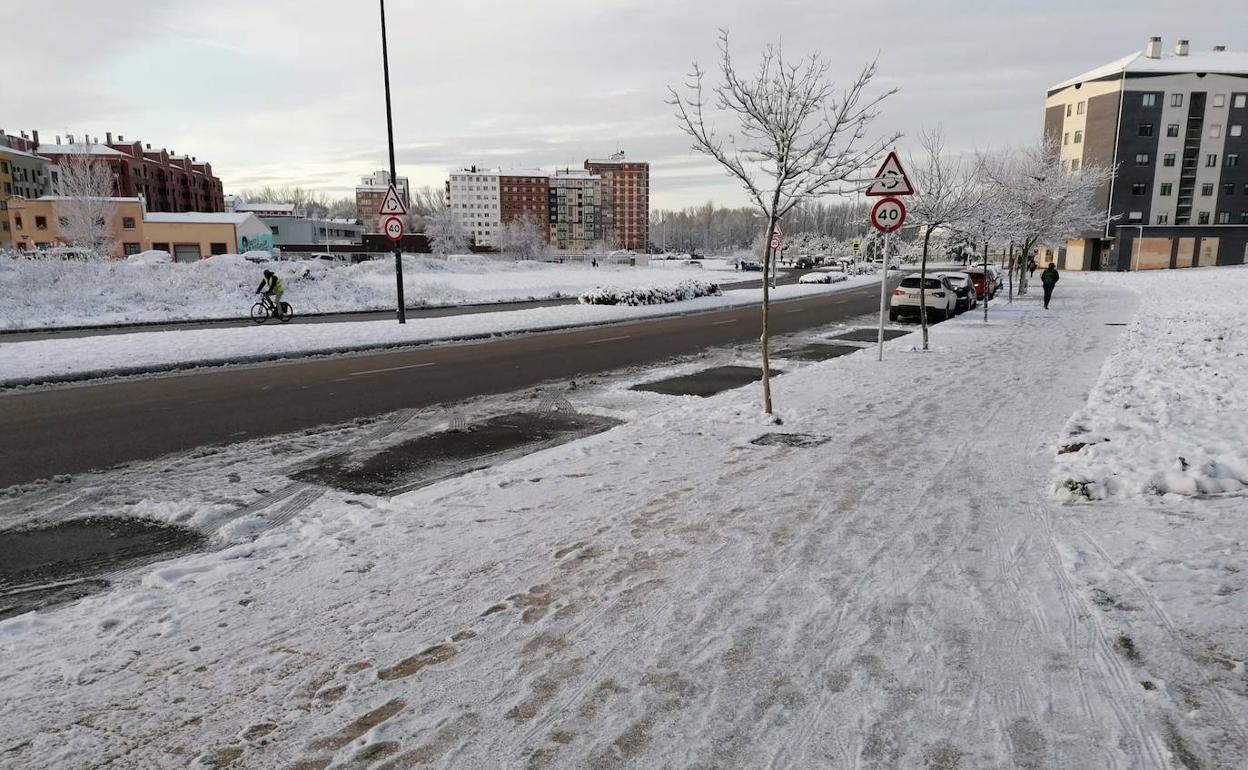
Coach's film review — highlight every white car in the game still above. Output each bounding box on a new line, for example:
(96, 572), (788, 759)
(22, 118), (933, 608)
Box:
(889, 275), (957, 322)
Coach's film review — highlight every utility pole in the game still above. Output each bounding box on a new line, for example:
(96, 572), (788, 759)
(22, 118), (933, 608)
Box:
(379, 0), (406, 323)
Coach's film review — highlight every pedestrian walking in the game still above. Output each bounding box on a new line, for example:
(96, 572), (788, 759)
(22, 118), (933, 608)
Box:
(1040, 262), (1059, 309)
(1028, 258), (1038, 277)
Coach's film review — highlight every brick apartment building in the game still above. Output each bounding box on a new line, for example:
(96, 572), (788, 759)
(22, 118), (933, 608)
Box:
(585, 152), (649, 251)
(499, 172), (550, 235)
(3, 129), (224, 213)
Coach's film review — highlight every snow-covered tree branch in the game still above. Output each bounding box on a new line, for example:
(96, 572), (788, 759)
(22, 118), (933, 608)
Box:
(424, 206), (470, 256)
(57, 141), (119, 261)
(495, 215), (549, 261)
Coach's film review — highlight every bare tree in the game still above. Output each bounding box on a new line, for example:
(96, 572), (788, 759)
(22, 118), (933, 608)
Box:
(424, 205), (470, 255)
(495, 215), (549, 260)
(58, 142), (119, 260)
(987, 134), (1114, 296)
(906, 126), (983, 349)
(669, 29), (898, 415)
(956, 149), (1023, 322)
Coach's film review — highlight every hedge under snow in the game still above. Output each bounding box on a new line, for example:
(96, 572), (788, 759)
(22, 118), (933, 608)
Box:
(578, 279), (722, 306)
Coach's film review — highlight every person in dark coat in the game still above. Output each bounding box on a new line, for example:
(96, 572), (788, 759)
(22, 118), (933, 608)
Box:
(1028, 258), (1038, 277)
(1040, 263), (1059, 309)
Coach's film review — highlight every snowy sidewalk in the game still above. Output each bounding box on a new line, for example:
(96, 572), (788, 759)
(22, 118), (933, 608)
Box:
(0, 279), (871, 387)
(3, 276), (1244, 768)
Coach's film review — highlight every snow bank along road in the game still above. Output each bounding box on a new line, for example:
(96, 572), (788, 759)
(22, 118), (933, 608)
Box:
(0, 280), (866, 387)
(5, 275), (1245, 768)
(0, 279), (887, 488)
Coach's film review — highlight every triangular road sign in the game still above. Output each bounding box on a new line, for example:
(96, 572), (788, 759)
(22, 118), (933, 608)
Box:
(377, 184), (408, 215)
(865, 151), (914, 197)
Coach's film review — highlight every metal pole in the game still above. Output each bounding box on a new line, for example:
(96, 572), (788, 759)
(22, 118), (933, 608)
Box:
(982, 241), (990, 322)
(379, 0), (406, 323)
(876, 230), (890, 361)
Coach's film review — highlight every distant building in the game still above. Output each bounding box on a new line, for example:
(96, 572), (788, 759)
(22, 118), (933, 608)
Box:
(499, 171), (551, 238)
(356, 170), (410, 233)
(548, 170), (602, 251)
(2, 197), (271, 260)
(447, 167), (502, 245)
(1045, 37), (1248, 270)
(585, 152), (649, 251)
(3, 129), (225, 213)
(264, 216), (364, 247)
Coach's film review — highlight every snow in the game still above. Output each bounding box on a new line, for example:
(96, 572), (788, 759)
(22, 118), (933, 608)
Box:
(0, 279), (877, 386)
(1052, 266), (1248, 499)
(0, 254), (730, 331)
(143, 212), (256, 225)
(3, 271), (1246, 767)
(124, 249), (172, 265)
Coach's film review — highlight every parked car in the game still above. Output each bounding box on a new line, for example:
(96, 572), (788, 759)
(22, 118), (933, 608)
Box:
(795, 256), (815, 269)
(937, 272), (977, 313)
(889, 275), (957, 322)
(962, 267), (997, 300)
(740, 260), (764, 271)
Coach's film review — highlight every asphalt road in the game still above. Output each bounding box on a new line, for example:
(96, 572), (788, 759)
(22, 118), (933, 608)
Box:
(0, 280), (889, 488)
(0, 271), (788, 342)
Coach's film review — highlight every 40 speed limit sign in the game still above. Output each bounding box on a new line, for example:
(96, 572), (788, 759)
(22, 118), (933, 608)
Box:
(870, 197), (906, 233)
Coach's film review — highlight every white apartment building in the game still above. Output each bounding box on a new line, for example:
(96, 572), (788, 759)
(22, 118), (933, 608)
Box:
(446, 167), (501, 246)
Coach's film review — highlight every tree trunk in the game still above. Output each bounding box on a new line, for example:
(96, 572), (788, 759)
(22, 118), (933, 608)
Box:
(982, 241), (990, 323)
(920, 224), (934, 350)
(760, 213), (776, 416)
(1008, 242), (1014, 303)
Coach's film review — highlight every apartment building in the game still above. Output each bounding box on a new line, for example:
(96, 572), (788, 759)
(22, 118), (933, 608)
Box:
(499, 171), (551, 236)
(446, 167), (502, 245)
(584, 152), (649, 251)
(1045, 37), (1248, 270)
(548, 170), (602, 251)
(4, 129), (225, 213)
(356, 170), (410, 233)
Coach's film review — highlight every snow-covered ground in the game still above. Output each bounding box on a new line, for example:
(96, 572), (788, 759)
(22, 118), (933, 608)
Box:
(0, 279), (876, 386)
(0, 254), (726, 330)
(2, 270), (1246, 768)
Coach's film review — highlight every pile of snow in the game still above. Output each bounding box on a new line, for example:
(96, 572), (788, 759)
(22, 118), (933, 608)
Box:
(1052, 266), (1248, 500)
(0, 254), (723, 330)
(797, 271), (848, 285)
(124, 250), (171, 265)
(578, 279), (721, 306)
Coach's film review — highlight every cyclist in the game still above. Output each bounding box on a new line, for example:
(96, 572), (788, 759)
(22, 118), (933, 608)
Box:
(255, 269), (286, 318)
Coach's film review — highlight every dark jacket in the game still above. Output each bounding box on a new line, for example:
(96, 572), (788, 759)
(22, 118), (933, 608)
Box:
(1040, 266), (1059, 287)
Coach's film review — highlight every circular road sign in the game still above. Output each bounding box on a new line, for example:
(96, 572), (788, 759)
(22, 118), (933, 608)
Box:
(870, 197), (906, 233)
(383, 215), (405, 242)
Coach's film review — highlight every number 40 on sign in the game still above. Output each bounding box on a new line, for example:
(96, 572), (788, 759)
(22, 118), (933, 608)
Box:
(870, 197), (906, 233)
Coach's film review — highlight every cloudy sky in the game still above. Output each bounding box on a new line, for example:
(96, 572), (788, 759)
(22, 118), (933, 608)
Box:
(7, 0), (1246, 209)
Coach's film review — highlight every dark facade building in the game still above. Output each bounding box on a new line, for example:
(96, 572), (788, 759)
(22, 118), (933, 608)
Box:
(585, 152), (650, 251)
(1044, 37), (1248, 270)
(499, 173), (550, 234)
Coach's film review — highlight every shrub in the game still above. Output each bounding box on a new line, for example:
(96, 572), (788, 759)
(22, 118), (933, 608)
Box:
(578, 279), (721, 306)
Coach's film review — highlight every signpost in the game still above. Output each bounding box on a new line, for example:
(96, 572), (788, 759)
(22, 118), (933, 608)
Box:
(378, 0), (406, 324)
(867, 151), (914, 361)
(769, 225), (783, 288)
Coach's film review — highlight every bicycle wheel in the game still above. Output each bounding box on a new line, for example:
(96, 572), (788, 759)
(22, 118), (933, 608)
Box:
(250, 301), (269, 324)
(278, 302), (294, 323)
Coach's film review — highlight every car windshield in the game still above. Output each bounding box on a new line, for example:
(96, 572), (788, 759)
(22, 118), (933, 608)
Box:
(900, 277), (943, 289)
(941, 275), (969, 285)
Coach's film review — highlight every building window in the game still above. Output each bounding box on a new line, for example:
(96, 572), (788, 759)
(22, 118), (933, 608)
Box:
(14, 216), (22, 230)
(1242, 212), (1248, 224)
(35, 216), (47, 230)
(1214, 94), (1226, 108)
(1135, 153), (1150, 166)
(1228, 154), (1240, 167)
(1233, 125), (1244, 137)
(1202, 183), (1215, 196)
(1077, 101), (1085, 115)
(152, 242), (170, 252)
(1142, 93), (1157, 107)
(1131, 183), (1148, 195)
(270, 225), (279, 235)
(1166, 124), (1180, 137)
(210, 243), (228, 255)
(1138, 123), (1153, 137)
(1066, 104), (1072, 117)
(1062, 132), (1069, 146)
(1216, 211), (1230, 224)
(1163, 153), (1176, 167)
(123, 242), (140, 255)
(1073, 130), (1083, 144)
(122, 217), (136, 230)
(1171, 93), (1184, 107)
(1206, 154), (1218, 167)
(1128, 211), (1143, 222)
(1235, 94), (1248, 108)
(1160, 183), (1173, 196)
(1210, 124), (1222, 138)
(1198, 212), (1210, 224)
(1156, 213), (1169, 224)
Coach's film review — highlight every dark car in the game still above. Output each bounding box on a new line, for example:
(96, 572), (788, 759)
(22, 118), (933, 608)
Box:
(937, 272), (976, 312)
(740, 260), (764, 271)
(795, 257), (815, 269)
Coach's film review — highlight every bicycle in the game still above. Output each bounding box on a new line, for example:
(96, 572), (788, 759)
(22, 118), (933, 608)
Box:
(251, 293), (294, 324)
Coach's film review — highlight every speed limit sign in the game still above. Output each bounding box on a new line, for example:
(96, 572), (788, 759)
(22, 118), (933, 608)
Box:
(870, 197), (906, 233)
(383, 215), (405, 242)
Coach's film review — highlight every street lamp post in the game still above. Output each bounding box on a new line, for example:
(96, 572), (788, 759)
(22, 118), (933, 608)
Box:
(379, 0), (406, 323)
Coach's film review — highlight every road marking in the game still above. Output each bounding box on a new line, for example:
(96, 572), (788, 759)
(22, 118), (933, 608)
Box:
(711, 319), (738, 325)
(784, 308), (806, 314)
(585, 335), (631, 345)
(347, 361), (437, 377)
